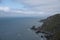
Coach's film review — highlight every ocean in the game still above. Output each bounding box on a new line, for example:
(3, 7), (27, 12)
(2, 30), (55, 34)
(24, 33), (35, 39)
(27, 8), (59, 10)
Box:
(0, 17), (46, 40)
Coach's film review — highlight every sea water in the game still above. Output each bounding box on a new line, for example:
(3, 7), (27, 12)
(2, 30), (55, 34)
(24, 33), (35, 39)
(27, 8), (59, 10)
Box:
(0, 17), (46, 40)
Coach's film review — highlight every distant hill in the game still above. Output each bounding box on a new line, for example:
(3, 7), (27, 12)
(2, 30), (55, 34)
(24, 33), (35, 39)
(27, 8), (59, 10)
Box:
(40, 14), (60, 40)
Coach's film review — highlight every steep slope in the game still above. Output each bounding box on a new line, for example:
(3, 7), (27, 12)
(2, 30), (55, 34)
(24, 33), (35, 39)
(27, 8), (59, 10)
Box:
(40, 14), (60, 40)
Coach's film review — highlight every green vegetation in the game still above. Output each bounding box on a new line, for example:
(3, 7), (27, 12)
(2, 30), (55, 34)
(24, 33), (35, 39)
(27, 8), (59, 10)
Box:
(40, 14), (60, 40)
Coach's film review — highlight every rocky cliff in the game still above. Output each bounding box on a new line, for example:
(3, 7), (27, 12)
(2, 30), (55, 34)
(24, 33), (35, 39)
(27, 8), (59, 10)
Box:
(40, 14), (60, 40)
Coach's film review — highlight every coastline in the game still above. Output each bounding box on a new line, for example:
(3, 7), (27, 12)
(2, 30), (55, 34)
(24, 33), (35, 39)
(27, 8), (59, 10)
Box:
(31, 14), (60, 40)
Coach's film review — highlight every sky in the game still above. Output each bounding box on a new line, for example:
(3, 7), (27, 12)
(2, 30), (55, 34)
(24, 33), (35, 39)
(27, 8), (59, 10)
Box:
(0, 0), (60, 17)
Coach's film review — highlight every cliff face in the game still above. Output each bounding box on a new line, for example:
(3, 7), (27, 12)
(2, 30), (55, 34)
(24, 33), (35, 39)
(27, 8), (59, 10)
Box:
(40, 14), (60, 40)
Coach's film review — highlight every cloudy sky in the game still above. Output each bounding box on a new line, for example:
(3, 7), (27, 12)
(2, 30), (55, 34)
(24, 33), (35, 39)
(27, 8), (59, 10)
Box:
(0, 0), (60, 17)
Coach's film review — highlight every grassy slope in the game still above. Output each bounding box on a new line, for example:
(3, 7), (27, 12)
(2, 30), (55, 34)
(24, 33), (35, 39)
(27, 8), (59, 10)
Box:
(40, 14), (60, 40)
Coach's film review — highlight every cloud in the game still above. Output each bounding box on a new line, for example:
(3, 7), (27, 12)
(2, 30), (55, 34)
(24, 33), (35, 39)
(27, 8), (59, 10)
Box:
(0, 0), (60, 17)
(15, 0), (60, 13)
(11, 9), (44, 17)
(0, 6), (10, 12)
(20, 0), (59, 6)
(15, 0), (60, 6)
(13, 10), (42, 14)
(0, 6), (44, 17)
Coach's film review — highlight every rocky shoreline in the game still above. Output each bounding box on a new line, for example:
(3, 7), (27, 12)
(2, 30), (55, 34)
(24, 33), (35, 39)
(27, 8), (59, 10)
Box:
(31, 14), (60, 40)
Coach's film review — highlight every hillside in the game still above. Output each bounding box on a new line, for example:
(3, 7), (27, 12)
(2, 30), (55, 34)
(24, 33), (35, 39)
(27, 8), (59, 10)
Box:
(40, 14), (60, 40)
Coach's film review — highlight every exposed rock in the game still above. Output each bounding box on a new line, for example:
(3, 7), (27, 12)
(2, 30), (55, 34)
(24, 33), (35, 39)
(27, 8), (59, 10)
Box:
(31, 26), (37, 30)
